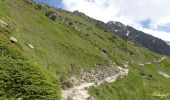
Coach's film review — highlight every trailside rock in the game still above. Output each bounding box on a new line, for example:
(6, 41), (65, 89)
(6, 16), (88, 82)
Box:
(27, 43), (34, 49)
(0, 20), (9, 27)
(44, 11), (57, 21)
(10, 37), (17, 43)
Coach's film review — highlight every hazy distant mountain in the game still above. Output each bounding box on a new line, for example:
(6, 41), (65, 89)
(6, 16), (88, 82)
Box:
(107, 21), (170, 56)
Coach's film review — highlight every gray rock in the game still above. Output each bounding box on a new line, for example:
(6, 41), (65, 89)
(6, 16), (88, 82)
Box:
(35, 4), (43, 10)
(0, 20), (9, 27)
(44, 11), (57, 21)
(10, 37), (17, 43)
(74, 27), (80, 32)
(27, 43), (34, 49)
(102, 48), (109, 54)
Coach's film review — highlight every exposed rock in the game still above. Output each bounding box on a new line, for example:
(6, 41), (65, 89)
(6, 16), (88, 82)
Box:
(35, 4), (43, 10)
(68, 62), (123, 85)
(27, 43), (34, 49)
(44, 11), (57, 21)
(62, 66), (129, 100)
(102, 48), (109, 54)
(10, 37), (17, 43)
(64, 20), (73, 25)
(0, 20), (9, 27)
(139, 72), (154, 80)
(49, 13), (57, 21)
(44, 11), (51, 17)
(74, 27), (80, 32)
(107, 21), (170, 56)
(23, 0), (33, 4)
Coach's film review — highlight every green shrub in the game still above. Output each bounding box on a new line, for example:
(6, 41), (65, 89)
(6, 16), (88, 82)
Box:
(0, 33), (60, 99)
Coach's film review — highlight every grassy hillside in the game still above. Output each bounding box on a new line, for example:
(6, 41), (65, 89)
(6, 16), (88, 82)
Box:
(0, 0), (170, 99)
(0, 0), (60, 99)
(4, 0), (159, 76)
(0, 26), (60, 99)
(88, 59), (170, 100)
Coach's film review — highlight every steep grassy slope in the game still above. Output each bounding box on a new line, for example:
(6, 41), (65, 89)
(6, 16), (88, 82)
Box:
(4, 0), (159, 77)
(1, 0), (170, 99)
(0, 1), (60, 99)
(0, 27), (60, 99)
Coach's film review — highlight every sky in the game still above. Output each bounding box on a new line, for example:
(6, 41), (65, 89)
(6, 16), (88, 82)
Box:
(35, 0), (170, 42)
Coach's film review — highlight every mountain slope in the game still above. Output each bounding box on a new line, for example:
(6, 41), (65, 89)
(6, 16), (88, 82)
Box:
(0, 23), (60, 99)
(4, 0), (160, 77)
(0, 0), (60, 99)
(107, 21), (170, 56)
(0, 0), (170, 99)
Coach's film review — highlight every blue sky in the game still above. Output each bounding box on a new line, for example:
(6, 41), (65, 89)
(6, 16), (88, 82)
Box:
(140, 19), (151, 29)
(35, 0), (170, 41)
(35, 0), (64, 8)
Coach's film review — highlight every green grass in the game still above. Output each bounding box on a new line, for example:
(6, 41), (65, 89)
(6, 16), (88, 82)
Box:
(0, 29), (60, 99)
(88, 59), (170, 100)
(3, 0), (161, 87)
(0, 0), (169, 99)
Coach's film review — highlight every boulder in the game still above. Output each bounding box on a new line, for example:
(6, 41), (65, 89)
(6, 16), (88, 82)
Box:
(44, 11), (57, 21)
(10, 37), (17, 43)
(49, 13), (57, 21)
(74, 27), (80, 32)
(44, 11), (51, 17)
(102, 48), (109, 54)
(35, 4), (43, 10)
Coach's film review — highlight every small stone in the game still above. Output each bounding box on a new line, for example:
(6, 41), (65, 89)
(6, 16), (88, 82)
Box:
(102, 48), (109, 54)
(10, 37), (17, 43)
(0, 20), (9, 27)
(27, 43), (34, 49)
(75, 27), (80, 32)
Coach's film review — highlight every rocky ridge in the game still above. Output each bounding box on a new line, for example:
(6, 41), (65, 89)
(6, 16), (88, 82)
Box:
(107, 21), (170, 56)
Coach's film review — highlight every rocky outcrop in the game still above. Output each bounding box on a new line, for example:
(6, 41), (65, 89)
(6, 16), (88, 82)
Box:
(44, 11), (57, 21)
(107, 21), (170, 56)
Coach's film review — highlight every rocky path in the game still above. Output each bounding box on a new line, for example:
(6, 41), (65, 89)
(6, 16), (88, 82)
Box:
(139, 56), (167, 66)
(62, 67), (129, 100)
(62, 56), (167, 100)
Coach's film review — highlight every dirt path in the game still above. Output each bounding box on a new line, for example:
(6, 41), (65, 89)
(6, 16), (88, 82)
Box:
(62, 67), (129, 100)
(62, 56), (167, 100)
(139, 56), (167, 66)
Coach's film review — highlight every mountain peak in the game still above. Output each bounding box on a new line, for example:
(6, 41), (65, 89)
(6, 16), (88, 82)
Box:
(107, 21), (170, 56)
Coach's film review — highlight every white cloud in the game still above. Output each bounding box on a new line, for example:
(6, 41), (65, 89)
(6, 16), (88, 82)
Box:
(61, 0), (170, 41)
(138, 28), (170, 42)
